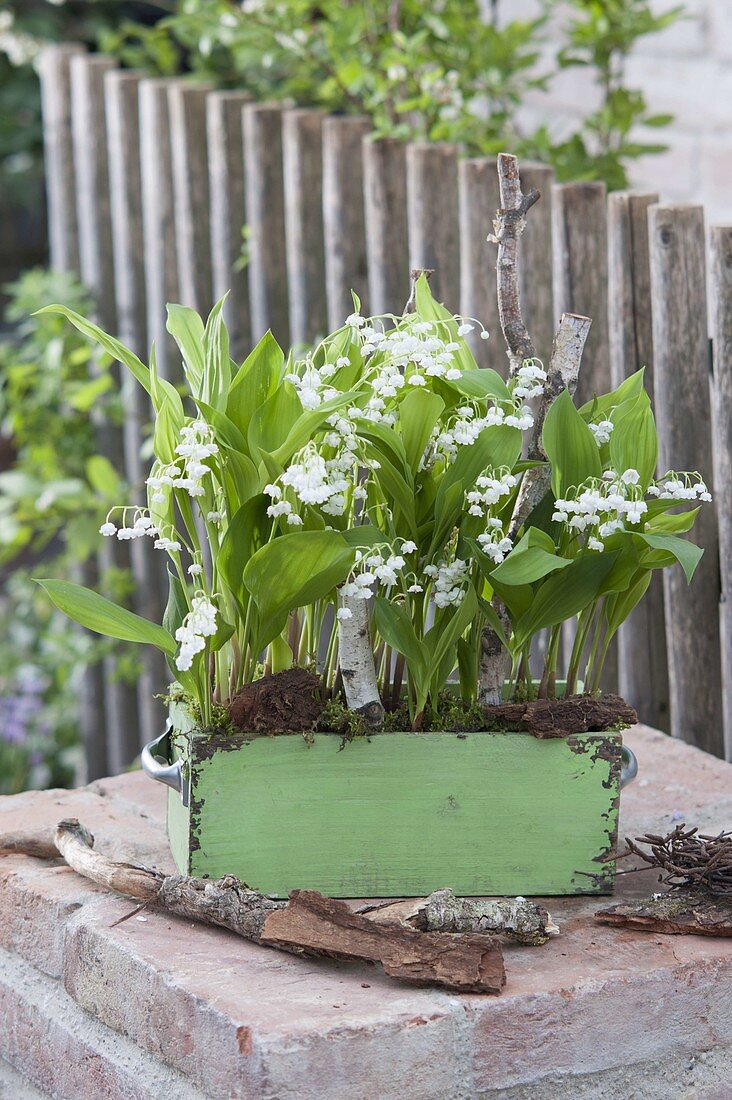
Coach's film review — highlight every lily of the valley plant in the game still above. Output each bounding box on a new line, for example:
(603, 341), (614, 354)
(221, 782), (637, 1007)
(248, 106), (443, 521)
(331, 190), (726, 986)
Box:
(38, 155), (710, 732)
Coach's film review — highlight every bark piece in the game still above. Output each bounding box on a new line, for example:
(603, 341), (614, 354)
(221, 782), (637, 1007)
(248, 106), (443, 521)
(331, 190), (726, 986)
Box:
(1, 820), (507, 994)
(481, 694), (636, 739)
(360, 888), (558, 946)
(260, 890), (506, 993)
(596, 890), (732, 937)
(337, 588), (385, 729)
(227, 668), (323, 735)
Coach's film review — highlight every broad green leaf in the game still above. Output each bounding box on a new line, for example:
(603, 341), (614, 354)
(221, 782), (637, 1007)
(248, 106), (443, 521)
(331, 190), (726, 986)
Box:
(413, 273), (479, 374)
(243, 531), (356, 649)
(218, 495), (271, 611)
(341, 524), (390, 549)
(373, 597), (429, 677)
(35, 305), (152, 397)
(542, 388), (602, 497)
(490, 528), (572, 586)
(271, 390), (359, 467)
(514, 552), (619, 645)
(609, 391), (658, 488)
(636, 532), (704, 583)
(85, 455), (124, 498)
(202, 296), (232, 410)
(36, 579), (176, 655)
(166, 304), (205, 395)
(425, 584), (479, 673)
(222, 450), (260, 510)
(194, 400), (248, 454)
(448, 368), (511, 402)
(228, 332), (284, 435)
(647, 506), (700, 535)
(579, 369), (645, 421)
(247, 382), (302, 461)
(399, 388), (445, 473)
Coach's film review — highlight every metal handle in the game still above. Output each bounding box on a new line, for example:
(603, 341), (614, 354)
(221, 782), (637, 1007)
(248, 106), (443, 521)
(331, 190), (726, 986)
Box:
(620, 744), (638, 789)
(141, 727), (186, 803)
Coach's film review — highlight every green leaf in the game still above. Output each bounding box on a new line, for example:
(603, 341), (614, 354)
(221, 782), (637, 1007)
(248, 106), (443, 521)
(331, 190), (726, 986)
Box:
(647, 506), (700, 535)
(490, 527), (572, 586)
(609, 391), (658, 487)
(228, 332), (284, 435)
(399, 388), (445, 473)
(85, 455), (123, 498)
(514, 552), (619, 645)
(243, 531), (356, 649)
(218, 495), (271, 611)
(247, 382), (302, 461)
(578, 369), (645, 421)
(424, 584), (479, 674)
(542, 388), (602, 497)
(166, 304), (205, 396)
(271, 390), (359, 467)
(35, 305), (152, 396)
(636, 532), (704, 583)
(202, 296), (232, 410)
(448, 369), (511, 402)
(604, 570), (652, 638)
(373, 597), (429, 677)
(36, 579), (176, 655)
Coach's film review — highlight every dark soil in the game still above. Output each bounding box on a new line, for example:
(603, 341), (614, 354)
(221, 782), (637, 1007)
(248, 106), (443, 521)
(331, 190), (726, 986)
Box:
(227, 668), (323, 735)
(227, 672), (637, 739)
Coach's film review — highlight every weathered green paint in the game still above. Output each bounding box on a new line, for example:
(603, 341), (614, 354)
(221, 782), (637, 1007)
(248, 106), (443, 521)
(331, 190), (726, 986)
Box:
(166, 701), (622, 898)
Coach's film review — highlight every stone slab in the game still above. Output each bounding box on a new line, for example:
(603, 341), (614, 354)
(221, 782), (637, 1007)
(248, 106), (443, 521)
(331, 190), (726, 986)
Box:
(1, 725), (732, 1098)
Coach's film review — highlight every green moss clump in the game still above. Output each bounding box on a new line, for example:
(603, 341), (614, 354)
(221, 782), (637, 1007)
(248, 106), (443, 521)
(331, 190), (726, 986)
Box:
(316, 700), (369, 747)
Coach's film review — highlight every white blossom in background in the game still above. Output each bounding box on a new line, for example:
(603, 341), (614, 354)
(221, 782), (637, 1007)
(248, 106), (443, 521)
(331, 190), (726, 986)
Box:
(175, 595), (218, 671)
(647, 474), (712, 502)
(426, 557), (470, 608)
(589, 420), (614, 446)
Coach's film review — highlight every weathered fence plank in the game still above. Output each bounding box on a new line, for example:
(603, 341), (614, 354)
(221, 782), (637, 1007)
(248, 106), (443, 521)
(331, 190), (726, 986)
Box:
(282, 108), (327, 346)
(407, 143), (460, 313)
(322, 116), (371, 329)
(710, 225), (732, 761)
(70, 53), (140, 775)
(608, 190), (669, 732)
(243, 103), (290, 346)
(207, 90), (251, 363)
(519, 163), (555, 368)
(458, 157), (501, 369)
(139, 78), (179, 381)
(105, 69), (167, 750)
(168, 82), (213, 317)
(649, 203), (723, 757)
(363, 137), (410, 317)
(37, 43), (86, 272)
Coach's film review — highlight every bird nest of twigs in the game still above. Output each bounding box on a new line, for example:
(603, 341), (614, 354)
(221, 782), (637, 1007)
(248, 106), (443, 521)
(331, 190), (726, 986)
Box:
(622, 824), (732, 897)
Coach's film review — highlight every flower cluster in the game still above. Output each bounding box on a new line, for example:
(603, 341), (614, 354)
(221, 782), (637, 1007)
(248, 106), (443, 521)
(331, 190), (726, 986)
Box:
(589, 419), (614, 446)
(477, 520), (514, 564)
(466, 470), (517, 516)
(648, 474), (712, 502)
(552, 468), (649, 550)
(424, 557), (470, 608)
(146, 421), (219, 501)
(174, 595), (218, 671)
(341, 543), (414, 604)
(99, 511), (159, 541)
(284, 359), (339, 410)
(511, 359), (546, 400)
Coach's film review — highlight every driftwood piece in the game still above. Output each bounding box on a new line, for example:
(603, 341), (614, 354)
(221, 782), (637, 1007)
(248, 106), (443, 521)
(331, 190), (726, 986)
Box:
(480, 694), (636, 739)
(1, 819), (507, 995)
(596, 890), (732, 937)
(261, 890), (505, 993)
(359, 888), (558, 946)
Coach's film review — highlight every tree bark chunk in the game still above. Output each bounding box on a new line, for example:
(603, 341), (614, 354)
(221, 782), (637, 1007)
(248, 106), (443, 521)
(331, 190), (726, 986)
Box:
(481, 694), (636, 738)
(596, 890), (732, 936)
(260, 890), (506, 993)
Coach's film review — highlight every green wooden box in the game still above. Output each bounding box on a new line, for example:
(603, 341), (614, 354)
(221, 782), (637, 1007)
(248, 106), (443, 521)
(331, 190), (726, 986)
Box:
(157, 698), (625, 898)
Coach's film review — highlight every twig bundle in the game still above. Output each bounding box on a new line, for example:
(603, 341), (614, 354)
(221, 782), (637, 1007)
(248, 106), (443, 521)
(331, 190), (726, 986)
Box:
(624, 824), (732, 896)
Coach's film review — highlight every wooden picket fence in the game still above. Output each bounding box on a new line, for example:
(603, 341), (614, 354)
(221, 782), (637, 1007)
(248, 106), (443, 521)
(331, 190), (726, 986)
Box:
(34, 45), (731, 775)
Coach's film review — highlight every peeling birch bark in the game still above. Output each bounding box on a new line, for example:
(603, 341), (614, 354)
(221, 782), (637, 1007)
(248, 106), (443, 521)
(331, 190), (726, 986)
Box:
(337, 590), (385, 727)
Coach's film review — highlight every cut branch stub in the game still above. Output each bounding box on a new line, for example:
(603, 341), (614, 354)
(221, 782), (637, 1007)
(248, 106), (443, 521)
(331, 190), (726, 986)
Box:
(336, 589), (385, 727)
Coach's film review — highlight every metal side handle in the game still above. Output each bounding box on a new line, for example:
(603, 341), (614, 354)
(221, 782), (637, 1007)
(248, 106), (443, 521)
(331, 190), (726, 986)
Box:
(620, 744), (638, 789)
(141, 727), (187, 804)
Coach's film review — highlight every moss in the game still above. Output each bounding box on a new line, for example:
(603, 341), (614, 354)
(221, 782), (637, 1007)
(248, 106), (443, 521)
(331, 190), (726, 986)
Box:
(316, 700), (369, 747)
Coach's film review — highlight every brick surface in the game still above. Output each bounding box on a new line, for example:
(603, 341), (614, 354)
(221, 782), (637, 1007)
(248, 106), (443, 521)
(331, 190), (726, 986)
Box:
(1, 725), (732, 1098)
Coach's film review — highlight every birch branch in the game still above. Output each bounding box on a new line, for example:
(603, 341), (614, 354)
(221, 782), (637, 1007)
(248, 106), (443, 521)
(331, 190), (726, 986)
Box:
(1, 819), (509, 994)
(337, 589), (385, 727)
(492, 152), (540, 376)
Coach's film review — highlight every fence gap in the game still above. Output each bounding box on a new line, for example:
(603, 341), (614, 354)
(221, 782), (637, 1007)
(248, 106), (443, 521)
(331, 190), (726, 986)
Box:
(70, 53), (140, 775)
(458, 157), (501, 369)
(710, 225), (732, 761)
(207, 90), (251, 363)
(105, 68), (167, 750)
(608, 190), (669, 731)
(37, 43), (86, 272)
(322, 116), (371, 329)
(282, 108), (327, 347)
(407, 143), (460, 313)
(139, 78), (180, 382)
(363, 137), (410, 317)
(649, 203), (723, 757)
(243, 103), (290, 346)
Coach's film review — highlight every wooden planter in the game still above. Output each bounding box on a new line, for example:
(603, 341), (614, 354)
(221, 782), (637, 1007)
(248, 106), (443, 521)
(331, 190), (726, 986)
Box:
(144, 696), (629, 898)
